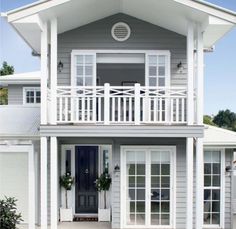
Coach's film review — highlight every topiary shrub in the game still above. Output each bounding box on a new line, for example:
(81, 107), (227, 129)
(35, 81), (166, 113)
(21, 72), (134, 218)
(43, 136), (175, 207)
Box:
(0, 196), (23, 229)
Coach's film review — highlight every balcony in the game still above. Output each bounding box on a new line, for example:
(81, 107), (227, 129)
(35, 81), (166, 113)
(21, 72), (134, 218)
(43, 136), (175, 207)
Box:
(54, 84), (187, 125)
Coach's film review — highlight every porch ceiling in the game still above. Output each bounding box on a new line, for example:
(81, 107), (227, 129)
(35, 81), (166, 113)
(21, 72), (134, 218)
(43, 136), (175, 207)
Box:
(4, 0), (236, 52)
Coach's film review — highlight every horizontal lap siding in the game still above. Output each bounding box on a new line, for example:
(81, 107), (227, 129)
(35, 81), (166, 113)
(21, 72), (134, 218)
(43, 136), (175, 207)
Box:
(8, 84), (39, 105)
(58, 13), (187, 87)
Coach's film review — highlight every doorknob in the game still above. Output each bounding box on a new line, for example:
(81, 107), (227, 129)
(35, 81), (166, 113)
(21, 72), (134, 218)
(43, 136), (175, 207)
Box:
(85, 169), (89, 174)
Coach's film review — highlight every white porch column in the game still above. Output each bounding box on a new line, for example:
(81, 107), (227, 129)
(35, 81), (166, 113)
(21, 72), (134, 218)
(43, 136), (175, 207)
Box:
(186, 137), (194, 229)
(187, 21), (194, 125)
(28, 144), (35, 229)
(196, 24), (204, 125)
(50, 137), (58, 229)
(41, 22), (48, 125)
(40, 137), (48, 229)
(196, 138), (204, 229)
(50, 18), (58, 125)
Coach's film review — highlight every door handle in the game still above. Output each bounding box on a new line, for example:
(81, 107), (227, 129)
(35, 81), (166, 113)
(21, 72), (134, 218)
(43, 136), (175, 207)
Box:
(85, 169), (89, 174)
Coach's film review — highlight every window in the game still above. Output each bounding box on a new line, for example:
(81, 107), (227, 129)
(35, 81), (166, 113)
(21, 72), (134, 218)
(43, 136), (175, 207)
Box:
(123, 147), (174, 228)
(204, 150), (222, 226)
(23, 87), (41, 105)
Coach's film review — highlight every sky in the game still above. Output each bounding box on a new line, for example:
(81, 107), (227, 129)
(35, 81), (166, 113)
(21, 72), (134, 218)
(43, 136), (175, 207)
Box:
(0, 0), (236, 115)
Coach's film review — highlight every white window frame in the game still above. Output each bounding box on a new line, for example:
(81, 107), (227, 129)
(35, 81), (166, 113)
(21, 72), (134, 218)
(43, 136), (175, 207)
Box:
(120, 145), (176, 229)
(23, 87), (41, 105)
(203, 148), (225, 229)
(71, 50), (171, 87)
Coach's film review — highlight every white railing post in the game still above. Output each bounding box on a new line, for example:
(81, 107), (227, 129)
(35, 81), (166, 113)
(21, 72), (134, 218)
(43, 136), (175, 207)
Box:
(134, 83), (141, 125)
(104, 83), (110, 125)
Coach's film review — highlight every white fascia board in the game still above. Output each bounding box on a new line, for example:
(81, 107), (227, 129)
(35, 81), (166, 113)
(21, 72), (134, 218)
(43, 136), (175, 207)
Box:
(174, 0), (236, 24)
(7, 0), (71, 23)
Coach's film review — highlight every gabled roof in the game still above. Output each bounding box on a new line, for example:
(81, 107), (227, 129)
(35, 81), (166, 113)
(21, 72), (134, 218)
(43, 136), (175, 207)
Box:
(3, 0), (236, 52)
(0, 71), (40, 86)
(0, 106), (40, 138)
(204, 125), (236, 147)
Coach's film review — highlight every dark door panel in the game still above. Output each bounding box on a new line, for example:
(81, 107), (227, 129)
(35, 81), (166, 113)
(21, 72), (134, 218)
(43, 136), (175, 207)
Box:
(75, 146), (98, 214)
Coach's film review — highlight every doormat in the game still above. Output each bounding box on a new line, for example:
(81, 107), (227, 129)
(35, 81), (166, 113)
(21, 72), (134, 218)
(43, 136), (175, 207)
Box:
(73, 216), (98, 222)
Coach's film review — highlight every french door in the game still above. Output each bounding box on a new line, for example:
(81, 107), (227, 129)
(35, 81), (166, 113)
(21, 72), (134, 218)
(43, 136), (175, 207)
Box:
(121, 146), (175, 228)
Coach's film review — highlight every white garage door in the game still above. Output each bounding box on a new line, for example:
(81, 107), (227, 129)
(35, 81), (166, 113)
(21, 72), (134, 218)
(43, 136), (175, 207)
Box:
(0, 152), (29, 223)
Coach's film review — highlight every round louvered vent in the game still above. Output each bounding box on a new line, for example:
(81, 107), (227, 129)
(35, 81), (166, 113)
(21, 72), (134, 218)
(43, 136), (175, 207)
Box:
(111, 22), (131, 42)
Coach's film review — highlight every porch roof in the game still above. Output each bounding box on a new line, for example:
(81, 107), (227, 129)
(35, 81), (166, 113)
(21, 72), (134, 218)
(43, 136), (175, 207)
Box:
(204, 125), (236, 147)
(0, 71), (40, 86)
(0, 106), (40, 139)
(3, 0), (236, 53)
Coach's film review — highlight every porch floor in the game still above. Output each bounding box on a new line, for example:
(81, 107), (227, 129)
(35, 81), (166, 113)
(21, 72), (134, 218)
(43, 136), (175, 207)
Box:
(19, 222), (111, 229)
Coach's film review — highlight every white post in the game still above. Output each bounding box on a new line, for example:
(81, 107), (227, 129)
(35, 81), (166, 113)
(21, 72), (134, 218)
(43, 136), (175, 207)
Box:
(50, 137), (58, 229)
(186, 137), (193, 229)
(196, 24), (204, 125)
(196, 138), (204, 229)
(50, 18), (58, 125)
(134, 83), (141, 125)
(28, 144), (35, 229)
(40, 137), (48, 229)
(41, 22), (48, 125)
(187, 21), (194, 125)
(104, 83), (110, 125)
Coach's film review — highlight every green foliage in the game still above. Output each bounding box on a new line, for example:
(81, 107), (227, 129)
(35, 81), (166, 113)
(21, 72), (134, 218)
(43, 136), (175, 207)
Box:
(203, 115), (215, 126)
(213, 109), (236, 131)
(60, 172), (74, 191)
(95, 172), (111, 192)
(0, 62), (14, 105)
(0, 61), (14, 76)
(0, 196), (23, 229)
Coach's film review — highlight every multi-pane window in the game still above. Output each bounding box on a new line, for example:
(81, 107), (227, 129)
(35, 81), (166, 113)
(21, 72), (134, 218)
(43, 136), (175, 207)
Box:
(204, 150), (221, 225)
(24, 87), (41, 104)
(126, 150), (146, 225)
(150, 150), (170, 225)
(148, 55), (167, 87)
(75, 54), (95, 86)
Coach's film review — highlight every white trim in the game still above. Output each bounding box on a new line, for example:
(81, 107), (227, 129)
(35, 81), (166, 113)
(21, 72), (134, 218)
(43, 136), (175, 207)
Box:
(120, 145), (176, 229)
(0, 144), (35, 229)
(203, 148), (225, 228)
(23, 87), (41, 106)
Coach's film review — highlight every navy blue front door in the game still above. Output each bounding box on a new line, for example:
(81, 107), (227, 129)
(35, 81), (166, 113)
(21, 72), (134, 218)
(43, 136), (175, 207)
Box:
(75, 146), (98, 214)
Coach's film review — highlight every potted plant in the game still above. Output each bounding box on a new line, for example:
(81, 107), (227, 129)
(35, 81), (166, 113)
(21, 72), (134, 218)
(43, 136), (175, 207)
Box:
(0, 196), (23, 229)
(59, 172), (74, 222)
(95, 172), (112, 222)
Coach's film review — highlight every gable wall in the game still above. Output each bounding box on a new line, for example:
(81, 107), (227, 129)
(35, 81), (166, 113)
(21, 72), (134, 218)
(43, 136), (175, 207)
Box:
(58, 13), (187, 86)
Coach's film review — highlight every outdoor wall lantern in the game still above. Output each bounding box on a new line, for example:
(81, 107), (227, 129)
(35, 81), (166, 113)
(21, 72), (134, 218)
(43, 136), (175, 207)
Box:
(114, 164), (120, 172)
(58, 60), (64, 73)
(177, 61), (184, 73)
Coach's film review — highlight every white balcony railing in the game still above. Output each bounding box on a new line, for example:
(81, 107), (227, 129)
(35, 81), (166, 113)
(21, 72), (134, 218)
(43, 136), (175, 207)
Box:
(55, 84), (187, 125)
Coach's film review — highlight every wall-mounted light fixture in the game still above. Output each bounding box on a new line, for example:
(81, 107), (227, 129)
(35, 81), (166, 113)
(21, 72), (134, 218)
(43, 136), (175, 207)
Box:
(177, 61), (184, 73)
(114, 164), (120, 172)
(58, 61), (64, 73)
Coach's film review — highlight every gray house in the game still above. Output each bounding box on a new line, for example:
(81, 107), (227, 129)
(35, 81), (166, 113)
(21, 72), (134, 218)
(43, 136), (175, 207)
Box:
(1, 0), (236, 229)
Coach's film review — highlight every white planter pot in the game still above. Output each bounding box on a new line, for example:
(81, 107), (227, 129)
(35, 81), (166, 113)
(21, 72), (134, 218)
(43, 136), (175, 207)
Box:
(98, 208), (111, 222)
(60, 208), (73, 222)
